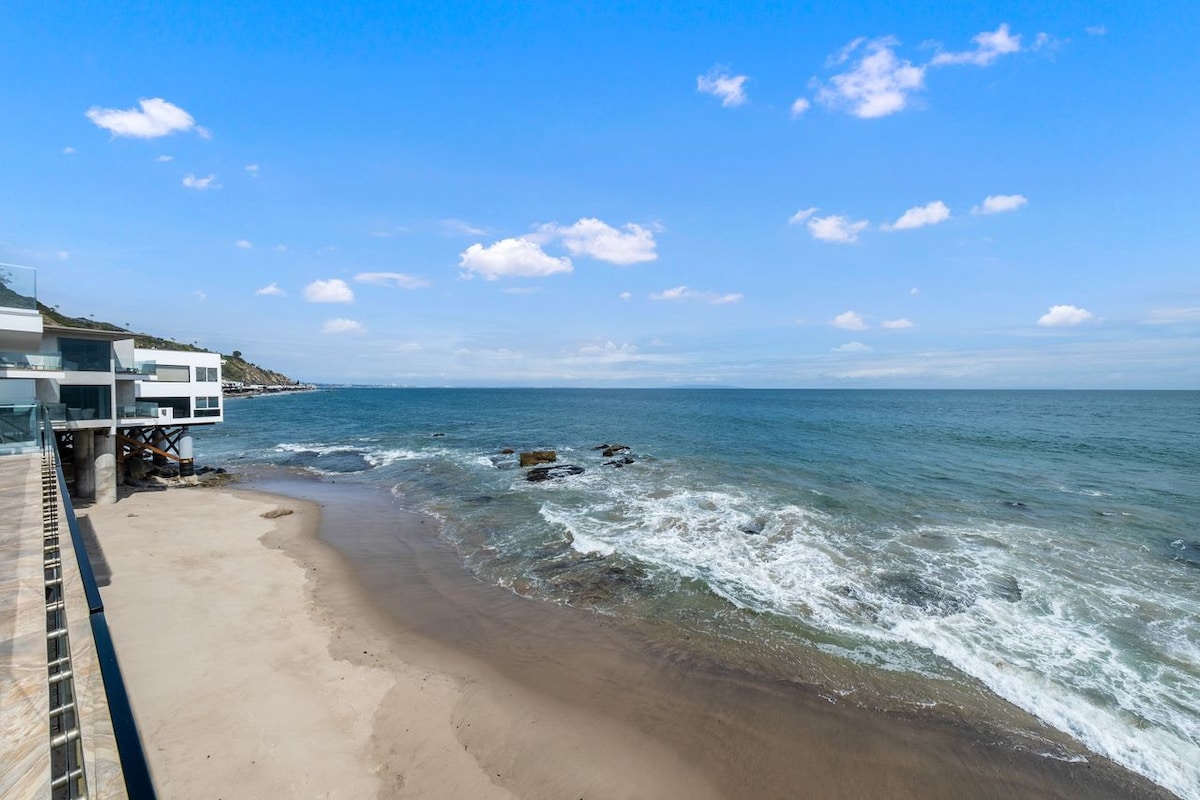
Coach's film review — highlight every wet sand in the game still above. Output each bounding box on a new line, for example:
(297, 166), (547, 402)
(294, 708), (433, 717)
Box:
(82, 475), (1173, 799)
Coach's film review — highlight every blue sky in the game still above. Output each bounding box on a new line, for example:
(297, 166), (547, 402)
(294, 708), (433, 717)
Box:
(2, 1), (1198, 387)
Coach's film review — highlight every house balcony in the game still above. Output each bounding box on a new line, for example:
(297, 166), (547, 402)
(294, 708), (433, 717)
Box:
(0, 350), (64, 379)
(117, 402), (160, 423)
(115, 360), (157, 379)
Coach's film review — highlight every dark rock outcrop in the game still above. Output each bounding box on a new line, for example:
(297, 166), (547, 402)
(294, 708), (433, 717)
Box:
(604, 456), (635, 468)
(526, 465), (585, 482)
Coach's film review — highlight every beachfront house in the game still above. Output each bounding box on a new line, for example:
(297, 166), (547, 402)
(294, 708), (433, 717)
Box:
(0, 262), (224, 503)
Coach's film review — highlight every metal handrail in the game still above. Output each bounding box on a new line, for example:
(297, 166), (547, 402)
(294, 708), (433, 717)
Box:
(41, 409), (158, 799)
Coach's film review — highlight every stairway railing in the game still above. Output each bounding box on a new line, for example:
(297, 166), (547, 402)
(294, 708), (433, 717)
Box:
(40, 411), (158, 799)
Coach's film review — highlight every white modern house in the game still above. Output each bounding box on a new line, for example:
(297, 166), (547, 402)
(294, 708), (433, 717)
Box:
(0, 263), (223, 502)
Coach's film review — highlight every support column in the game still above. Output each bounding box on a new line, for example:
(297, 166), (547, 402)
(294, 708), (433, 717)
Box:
(178, 428), (195, 479)
(94, 432), (117, 505)
(74, 430), (96, 501)
(151, 429), (168, 467)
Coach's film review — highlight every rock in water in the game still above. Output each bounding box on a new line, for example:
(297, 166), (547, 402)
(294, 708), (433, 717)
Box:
(526, 465), (585, 482)
(520, 450), (557, 467)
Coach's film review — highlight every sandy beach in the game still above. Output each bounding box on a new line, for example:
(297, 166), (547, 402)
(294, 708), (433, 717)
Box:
(78, 477), (1173, 800)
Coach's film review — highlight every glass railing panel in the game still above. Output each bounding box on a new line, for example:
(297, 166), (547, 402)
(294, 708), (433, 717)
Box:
(0, 263), (37, 310)
(0, 403), (38, 447)
(0, 351), (63, 370)
(117, 402), (160, 418)
(115, 359), (157, 375)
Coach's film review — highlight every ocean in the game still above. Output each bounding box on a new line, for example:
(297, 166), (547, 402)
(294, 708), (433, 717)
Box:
(197, 388), (1199, 799)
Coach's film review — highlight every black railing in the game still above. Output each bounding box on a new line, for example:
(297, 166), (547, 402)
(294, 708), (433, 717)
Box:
(42, 412), (158, 799)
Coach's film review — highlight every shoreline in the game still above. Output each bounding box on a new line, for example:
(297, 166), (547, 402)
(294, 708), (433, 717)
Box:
(82, 473), (1175, 798)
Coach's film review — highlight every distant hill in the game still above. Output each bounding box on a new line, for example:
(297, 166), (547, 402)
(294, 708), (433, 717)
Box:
(37, 302), (300, 386)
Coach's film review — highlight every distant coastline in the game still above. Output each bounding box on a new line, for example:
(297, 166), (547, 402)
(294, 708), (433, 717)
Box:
(222, 382), (317, 398)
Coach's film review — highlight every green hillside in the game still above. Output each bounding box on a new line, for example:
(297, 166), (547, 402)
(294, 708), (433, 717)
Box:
(37, 302), (300, 386)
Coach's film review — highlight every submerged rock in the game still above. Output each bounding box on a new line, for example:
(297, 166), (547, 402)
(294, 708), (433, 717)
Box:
(877, 572), (967, 616)
(988, 574), (1023, 603)
(1168, 539), (1200, 569)
(526, 464), (585, 482)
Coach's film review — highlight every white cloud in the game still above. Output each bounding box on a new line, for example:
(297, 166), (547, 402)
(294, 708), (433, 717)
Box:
(323, 318), (364, 334)
(235, 239), (252, 249)
(697, 68), (749, 107)
(910, 287), (921, 296)
(156, 154), (174, 162)
(85, 97), (200, 139)
(815, 37), (925, 118)
(882, 318), (914, 329)
(256, 283), (285, 297)
(459, 238), (573, 280)
(194, 290), (206, 301)
(650, 286), (743, 305)
(885, 200), (950, 230)
(828, 37), (866, 67)
(788, 207), (818, 225)
(354, 272), (430, 289)
(1037, 304), (1095, 327)
(1032, 32), (1063, 53)
(619, 291), (632, 301)
(576, 341), (643, 363)
(62, 146), (76, 155)
(182, 173), (219, 190)
(832, 310), (869, 330)
(441, 219), (488, 237)
(56, 251), (70, 260)
(790, 98), (811, 117)
(931, 24), (1022, 67)
(808, 214), (870, 243)
(245, 164), (260, 176)
(273, 244), (288, 252)
(974, 194), (1028, 214)
(304, 278), (355, 303)
(539, 218), (658, 265)
(832, 341), (873, 352)
(1085, 25), (1107, 36)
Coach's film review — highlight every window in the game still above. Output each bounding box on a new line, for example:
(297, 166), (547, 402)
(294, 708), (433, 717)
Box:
(195, 395), (221, 418)
(155, 397), (191, 418)
(59, 338), (110, 372)
(195, 366), (219, 382)
(156, 365), (191, 382)
(60, 385), (112, 420)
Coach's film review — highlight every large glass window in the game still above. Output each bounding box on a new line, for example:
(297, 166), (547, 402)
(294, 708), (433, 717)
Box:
(195, 366), (219, 382)
(60, 385), (112, 420)
(59, 338), (111, 372)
